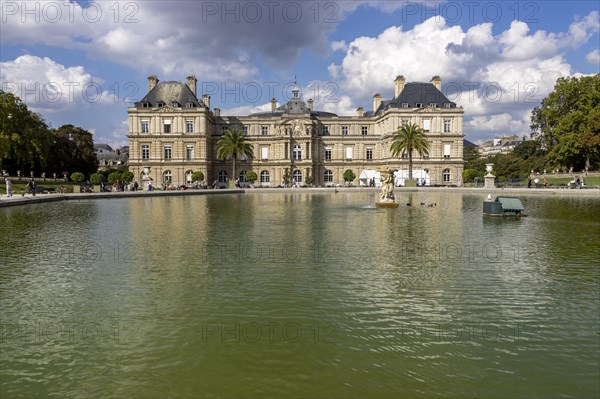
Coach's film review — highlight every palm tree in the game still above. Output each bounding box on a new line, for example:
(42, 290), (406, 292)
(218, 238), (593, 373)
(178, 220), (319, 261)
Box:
(216, 128), (254, 185)
(390, 123), (430, 181)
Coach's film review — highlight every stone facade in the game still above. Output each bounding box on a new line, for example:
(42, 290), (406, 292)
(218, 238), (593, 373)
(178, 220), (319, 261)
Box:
(128, 75), (464, 187)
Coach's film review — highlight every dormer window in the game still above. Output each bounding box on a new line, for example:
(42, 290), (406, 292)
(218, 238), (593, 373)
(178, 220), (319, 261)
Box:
(416, 103), (423, 108)
(187, 102), (195, 108)
(171, 101), (179, 108)
(157, 101), (165, 107)
(142, 102), (150, 108)
(443, 103), (452, 108)
(429, 102), (437, 108)
(401, 103), (409, 108)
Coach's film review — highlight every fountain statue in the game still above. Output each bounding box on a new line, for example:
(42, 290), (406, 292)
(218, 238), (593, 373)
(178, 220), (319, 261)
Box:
(375, 170), (399, 208)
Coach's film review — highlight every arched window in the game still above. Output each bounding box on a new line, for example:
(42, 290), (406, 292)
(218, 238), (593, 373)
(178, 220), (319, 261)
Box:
(186, 170), (194, 183)
(163, 170), (172, 186)
(292, 170), (302, 184)
(292, 144), (302, 160)
(260, 170), (270, 183)
(324, 170), (333, 183)
(239, 170), (247, 182)
(218, 171), (228, 183)
(443, 169), (451, 183)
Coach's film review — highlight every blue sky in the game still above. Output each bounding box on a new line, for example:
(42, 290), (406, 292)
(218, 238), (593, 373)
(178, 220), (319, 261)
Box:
(1, 1), (599, 146)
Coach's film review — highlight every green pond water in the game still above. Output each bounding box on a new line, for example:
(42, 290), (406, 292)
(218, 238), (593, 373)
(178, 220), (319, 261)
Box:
(1, 192), (599, 398)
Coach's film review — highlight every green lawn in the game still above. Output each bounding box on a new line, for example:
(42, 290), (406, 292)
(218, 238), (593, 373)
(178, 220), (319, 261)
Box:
(1, 181), (74, 195)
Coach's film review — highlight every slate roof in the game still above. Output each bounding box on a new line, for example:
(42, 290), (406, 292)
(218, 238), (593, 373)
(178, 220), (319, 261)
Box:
(134, 81), (204, 109)
(374, 82), (456, 115)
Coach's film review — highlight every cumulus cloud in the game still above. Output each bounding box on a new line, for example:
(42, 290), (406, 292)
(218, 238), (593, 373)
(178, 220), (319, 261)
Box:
(329, 12), (598, 140)
(586, 49), (600, 67)
(331, 40), (348, 52)
(0, 55), (103, 113)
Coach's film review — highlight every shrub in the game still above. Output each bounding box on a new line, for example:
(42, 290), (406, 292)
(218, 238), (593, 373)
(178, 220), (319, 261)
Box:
(246, 171), (257, 184)
(90, 173), (106, 184)
(107, 172), (121, 184)
(121, 171), (134, 183)
(343, 169), (356, 182)
(71, 172), (85, 183)
(192, 171), (205, 182)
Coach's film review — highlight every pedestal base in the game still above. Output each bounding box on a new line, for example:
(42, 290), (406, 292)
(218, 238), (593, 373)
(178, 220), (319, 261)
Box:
(375, 200), (399, 208)
(484, 174), (496, 189)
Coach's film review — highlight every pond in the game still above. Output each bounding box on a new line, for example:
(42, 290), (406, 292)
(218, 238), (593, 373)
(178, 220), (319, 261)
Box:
(1, 192), (599, 398)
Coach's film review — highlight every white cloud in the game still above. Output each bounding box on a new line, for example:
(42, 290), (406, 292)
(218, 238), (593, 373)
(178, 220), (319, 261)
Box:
(328, 12), (600, 141)
(331, 40), (348, 52)
(586, 49), (600, 66)
(0, 55), (102, 113)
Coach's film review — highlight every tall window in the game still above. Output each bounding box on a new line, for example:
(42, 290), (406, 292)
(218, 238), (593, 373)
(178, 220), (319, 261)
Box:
(261, 147), (269, 160)
(443, 119), (451, 133)
(324, 170), (333, 183)
(141, 120), (149, 133)
(242, 126), (248, 134)
(292, 170), (302, 183)
(361, 126), (368, 135)
(366, 147), (373, 160)
(292, 144), (302, 160)
(345, 146), (353, 160)
(325, 147), (332, 160)
(401, 119), (409, 126)
(239, 170), (247, 182)
(422, 119), (431, 132)
(444, 143), (451, 159)
(141, 144), (150, 160)
(164, 145), (172, 160)
(163, 170), (172, 185)
(218, 171), (228, 183)
(163, 120), (172, 133)
(342, 126), (348, 135)
(186, 170), (193, 183)
(186, 145), (194, 160)
(261, 126), (269, 136)
(322, 126), (329, 136)
(443, 169), (451, 183)
(260, 170), (270, 183)
(186, 120), (194, 133)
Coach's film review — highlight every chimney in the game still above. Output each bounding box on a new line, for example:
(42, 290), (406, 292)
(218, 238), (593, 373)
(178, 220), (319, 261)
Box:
(271, 98), (277, 112)
(394, 75), (405, 98)
(356, 107), (364, 117)
(307, 98), (314, 111)
(214, 107), (220, 117)
(202, 93), (211, 108)
(430, 75), (442, 91)
(373, 93), (381, 113)
(186, 75), (197, 96)
(148, 75), (159, 91)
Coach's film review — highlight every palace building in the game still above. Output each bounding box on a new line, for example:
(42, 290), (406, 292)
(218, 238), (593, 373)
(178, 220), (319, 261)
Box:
(127, 75), (464, 188)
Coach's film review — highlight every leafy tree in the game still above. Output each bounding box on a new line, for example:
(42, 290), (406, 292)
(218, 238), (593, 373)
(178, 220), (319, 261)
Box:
(462, 168), (483, 182)
(107, 172), (121, 184)
(192, 171), (205, 182)
(531, 74), (600, 170)
(245, 171), (257, 184)
(0, 90), (52, 174)
(71, 172), (85, 183)
(305, 174), (314, 186)
(121, 171), (134, 183)
(463, 145), (480, 163)
(282, 168), (291, 185)
(90, 173), (106, 184)
(216, 128), (254, 184)
(47, 125), (98, 177)
(343, 169), (356, 183)
(390, 123), (430, 180)
(512, 140), (545, 160)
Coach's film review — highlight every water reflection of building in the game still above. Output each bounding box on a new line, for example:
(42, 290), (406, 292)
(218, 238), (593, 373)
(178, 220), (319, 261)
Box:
(128, 75), (464, 188)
